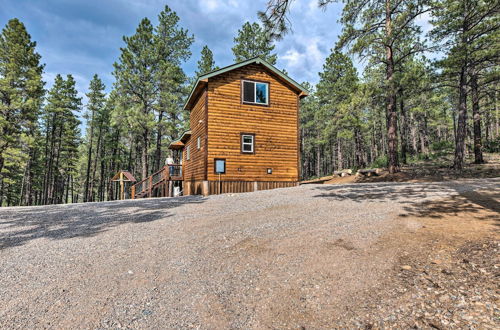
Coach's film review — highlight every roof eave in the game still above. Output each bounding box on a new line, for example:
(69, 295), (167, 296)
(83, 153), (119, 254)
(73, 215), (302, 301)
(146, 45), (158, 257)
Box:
(183, 57), (309, 110)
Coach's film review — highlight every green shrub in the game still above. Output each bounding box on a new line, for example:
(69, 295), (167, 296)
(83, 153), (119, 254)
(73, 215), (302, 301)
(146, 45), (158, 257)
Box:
(484, 137), (500, 153)
(369, 155), (387, 168)
(430, 140), (454, 152)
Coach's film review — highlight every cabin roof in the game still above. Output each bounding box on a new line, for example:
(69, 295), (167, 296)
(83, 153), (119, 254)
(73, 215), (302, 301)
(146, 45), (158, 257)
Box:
(168, 130), (191, 150)
(184, 57), (309, 111)
(111, 170), (137, 182)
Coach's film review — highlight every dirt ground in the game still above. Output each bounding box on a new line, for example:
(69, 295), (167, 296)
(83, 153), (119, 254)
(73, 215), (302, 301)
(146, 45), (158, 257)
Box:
(0, 179), (498, 329)
(316, 152), (500, 185)
(335, 188), (499, 328)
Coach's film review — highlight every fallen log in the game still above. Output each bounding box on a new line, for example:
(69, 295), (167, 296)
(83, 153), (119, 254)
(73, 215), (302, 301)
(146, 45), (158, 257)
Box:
(356, 169), (379, 177)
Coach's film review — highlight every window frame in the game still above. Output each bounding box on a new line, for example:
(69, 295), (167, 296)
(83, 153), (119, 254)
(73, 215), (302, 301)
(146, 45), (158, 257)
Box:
(197, 136), (201, 149)
(241, 80), (269, 106)
(240, 133), (255, 154)
(214, 158), (226, 174)
(186, 145), (191, 161)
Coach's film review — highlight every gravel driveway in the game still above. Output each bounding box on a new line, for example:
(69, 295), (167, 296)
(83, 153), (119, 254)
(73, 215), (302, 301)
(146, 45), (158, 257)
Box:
(0, 179), (498, 328)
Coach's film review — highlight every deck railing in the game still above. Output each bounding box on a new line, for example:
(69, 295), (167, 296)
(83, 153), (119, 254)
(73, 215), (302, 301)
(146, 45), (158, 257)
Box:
(131, 164), (182, 199)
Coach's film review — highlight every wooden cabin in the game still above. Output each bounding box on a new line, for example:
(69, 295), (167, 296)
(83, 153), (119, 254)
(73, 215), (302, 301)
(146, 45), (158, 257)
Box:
(169, 57), (308, 196)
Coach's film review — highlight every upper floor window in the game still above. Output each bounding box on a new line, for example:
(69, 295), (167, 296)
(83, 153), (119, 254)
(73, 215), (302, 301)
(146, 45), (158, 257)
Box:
(197, 136), (201, 149)
(186, 145), (191, 160)
(242, 80), (268, 105)
(241, 133), (255, 153)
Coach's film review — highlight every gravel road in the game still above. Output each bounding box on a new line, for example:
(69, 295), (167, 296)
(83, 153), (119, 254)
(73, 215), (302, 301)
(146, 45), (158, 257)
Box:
(0, 179), (498, 328)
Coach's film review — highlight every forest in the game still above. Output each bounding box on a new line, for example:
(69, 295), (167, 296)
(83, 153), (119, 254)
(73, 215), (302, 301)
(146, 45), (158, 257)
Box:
(0, 0), (499, 206)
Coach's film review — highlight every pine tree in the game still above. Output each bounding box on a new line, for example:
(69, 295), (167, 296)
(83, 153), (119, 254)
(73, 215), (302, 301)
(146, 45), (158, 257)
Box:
(0, 18), (44, 206)
(316, 50), (362, 171)
(195, 45), (218, 77)
(113, 18), (159, 182)
(83, 74), (106, 202)
(154, 5), (193, 171)
(114, 6), (194, 180)
(232, 22), (277, 64)
(59, 75), (82, 203)
(260, 0), (431, 173)
(432, 0), (500, 168)
(41, 74), (81, 204)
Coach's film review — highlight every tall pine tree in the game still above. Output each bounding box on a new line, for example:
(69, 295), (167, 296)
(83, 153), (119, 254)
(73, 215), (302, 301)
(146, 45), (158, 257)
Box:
(195, 45), (218, 76)
(432, 0), (499, 168)
(0, 18), (44, 206)
(232, 22), (277, 64)
(83, 74), (106, 202)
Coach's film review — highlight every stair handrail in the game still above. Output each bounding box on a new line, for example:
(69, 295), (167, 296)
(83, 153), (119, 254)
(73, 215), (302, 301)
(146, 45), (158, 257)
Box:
(131, 164), (183, 199)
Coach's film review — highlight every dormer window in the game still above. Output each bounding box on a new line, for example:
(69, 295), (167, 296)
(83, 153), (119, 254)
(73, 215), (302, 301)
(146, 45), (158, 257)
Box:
(242, 80), (268, 105)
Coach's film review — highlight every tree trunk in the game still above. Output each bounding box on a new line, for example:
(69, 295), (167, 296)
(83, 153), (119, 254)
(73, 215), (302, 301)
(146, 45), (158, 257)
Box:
(142, 129), (150, 190)
(495, 88), (499, 138)
(43, 114), (56, 204)
(385, 0), (399, 173)
(399, 90), (408, 164)
(89, 125), (103, 202)
(337, 138), (343, 170)
(419, 113), (429, 158)
(470, 70), (484, 164)
(315, 141), (321, 177)
(454, 62), (468, 170)
(22, 148), (35, 206)
(83, 111), (95, 202)
(354, 128), (365, 168)
(154, 111), (164, 172)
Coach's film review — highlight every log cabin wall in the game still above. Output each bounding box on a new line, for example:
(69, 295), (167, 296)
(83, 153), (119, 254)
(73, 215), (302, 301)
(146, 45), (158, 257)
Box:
(183, 88), (207, 182)
(206, 64), (300, 182)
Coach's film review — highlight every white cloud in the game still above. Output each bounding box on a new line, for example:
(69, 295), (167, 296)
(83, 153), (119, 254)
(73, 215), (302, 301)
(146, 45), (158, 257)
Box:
(415, 11), (433, 35)
(200, 0), (219, 12)
(282, 49), (303, 67)
(198, 0), (239, 13)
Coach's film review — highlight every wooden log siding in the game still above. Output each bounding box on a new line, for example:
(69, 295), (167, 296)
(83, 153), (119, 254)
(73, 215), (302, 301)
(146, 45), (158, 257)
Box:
(183, 88), (207, 182)
(208, 180), (298, 195)
(206, 64), (300, 182)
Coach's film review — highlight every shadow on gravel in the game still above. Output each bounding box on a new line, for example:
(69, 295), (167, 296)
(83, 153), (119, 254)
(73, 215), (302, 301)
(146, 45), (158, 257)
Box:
(0, 196), (205, 250)
(313, 181), (499, 226)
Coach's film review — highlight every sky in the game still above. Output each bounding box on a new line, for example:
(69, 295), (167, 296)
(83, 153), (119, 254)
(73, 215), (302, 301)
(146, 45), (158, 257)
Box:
(0, 0), (346, 104)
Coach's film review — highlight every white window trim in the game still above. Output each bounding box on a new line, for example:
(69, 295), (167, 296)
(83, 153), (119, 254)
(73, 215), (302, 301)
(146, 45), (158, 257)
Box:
(186, 145), (191, 160)
(197, 136), (201, 149)
(241, 134), (254, 153)
(242, 80), (269, 105)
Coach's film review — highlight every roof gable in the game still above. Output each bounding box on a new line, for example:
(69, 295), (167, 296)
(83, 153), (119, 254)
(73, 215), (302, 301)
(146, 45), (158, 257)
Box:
(184, 57), (309, 111)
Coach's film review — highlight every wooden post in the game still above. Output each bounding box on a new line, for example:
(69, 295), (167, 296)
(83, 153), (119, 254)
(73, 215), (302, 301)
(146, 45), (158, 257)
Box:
(119, 172), (124, 200)
(253, 181), (258, 192)
(131, 185), (135, 199)
(218, 173), (221, 195)
(202, 180), (209, 196)
(148, 176), (152, 197)
(185, 181), (191, 196)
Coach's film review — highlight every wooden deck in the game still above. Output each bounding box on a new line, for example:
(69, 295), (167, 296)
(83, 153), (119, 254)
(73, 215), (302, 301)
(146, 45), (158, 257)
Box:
(131, 165), (182, 199)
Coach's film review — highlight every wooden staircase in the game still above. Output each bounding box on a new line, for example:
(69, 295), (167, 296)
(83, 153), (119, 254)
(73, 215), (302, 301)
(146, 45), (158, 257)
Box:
(131, 164), (183, 199)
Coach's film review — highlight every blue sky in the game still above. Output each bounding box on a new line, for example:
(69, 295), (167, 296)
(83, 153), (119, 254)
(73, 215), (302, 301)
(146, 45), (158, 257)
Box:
(1, 0), (346, 103)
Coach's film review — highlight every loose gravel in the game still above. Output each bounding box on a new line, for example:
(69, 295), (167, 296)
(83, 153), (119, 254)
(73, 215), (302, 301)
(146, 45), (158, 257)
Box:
(0, 179), (498, 328)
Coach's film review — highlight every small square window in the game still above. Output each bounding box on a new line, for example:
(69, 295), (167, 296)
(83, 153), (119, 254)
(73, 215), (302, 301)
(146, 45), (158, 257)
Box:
(242, 80), (268, 105)
(214, 158), (226, 174)
(197, 136), (201, 149)
(241, 134), (254, 153)
(267, 168), (272, 174)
